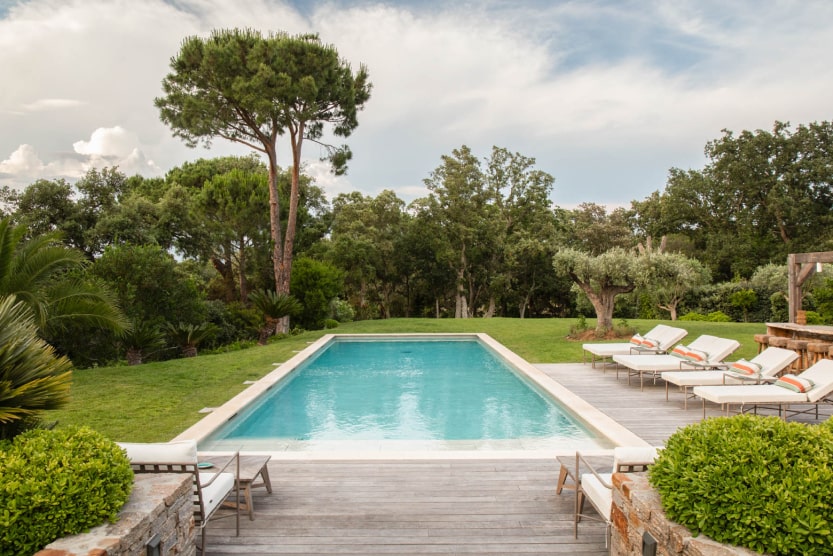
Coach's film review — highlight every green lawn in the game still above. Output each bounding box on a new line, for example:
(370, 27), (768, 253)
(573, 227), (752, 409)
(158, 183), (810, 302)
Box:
(46, 318), (765, 442)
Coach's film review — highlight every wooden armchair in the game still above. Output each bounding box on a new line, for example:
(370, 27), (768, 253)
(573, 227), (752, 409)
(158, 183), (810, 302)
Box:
(118, 440), (239, 555)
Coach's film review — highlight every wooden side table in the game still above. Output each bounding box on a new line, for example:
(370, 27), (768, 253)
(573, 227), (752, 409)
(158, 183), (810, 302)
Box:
(199, 454), (272, 520)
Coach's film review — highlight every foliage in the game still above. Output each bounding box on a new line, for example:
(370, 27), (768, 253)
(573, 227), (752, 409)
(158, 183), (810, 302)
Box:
(323, 319), (339, 329)
(329, 298), (355, 322)
(679, 310), (732, 322)
(0, 297), (72, 440)
(649, 415), (833, 555)
(804, 310), (824, 325)
(0, 426), (133, 555)
(729, 288), (758, 322)
(202, 300), (260, 347)
(556, 202), (635, 255)
(290, 258), (344, 330)
(91, 243), (206, 327)
(634, 121), (833, 281)
(811, 278), (833, 323)
(0, 218), (128, 342)
(645, 252), (711, 320)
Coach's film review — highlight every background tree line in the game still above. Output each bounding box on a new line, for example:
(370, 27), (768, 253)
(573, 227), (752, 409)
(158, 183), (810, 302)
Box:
(2, 120), (833, 366)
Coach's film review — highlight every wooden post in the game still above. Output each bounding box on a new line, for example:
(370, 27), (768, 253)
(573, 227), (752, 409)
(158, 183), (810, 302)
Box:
(788, 253), (798, 324)
(787, 251), (833, 323)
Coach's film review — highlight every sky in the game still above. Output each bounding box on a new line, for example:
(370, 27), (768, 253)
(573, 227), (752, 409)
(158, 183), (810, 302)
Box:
(1, 0), (832, 208)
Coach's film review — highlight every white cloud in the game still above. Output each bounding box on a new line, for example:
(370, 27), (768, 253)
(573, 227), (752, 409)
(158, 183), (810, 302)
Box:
(0, 126), (162, 188)
(20, 98), (86, 112)
(74, 126), (139, 158)
(0, 144), (44, 177)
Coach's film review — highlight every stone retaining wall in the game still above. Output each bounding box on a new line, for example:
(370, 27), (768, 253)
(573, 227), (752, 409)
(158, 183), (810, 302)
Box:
(35, 473), (196, 556)
(610, 473), (760, 556)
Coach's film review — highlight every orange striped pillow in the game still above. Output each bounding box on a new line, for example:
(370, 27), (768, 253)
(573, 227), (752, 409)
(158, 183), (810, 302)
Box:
(630, 334), (644, 346)
(671, 345), (690, 359)
(640, 337), (659, 350)
(774, 374), (815, 393)
(686, 348), (709, 363)
(729, 359), (763, 376)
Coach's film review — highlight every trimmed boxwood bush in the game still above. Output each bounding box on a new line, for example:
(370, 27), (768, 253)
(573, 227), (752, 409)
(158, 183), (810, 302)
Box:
(649, 415), (833, 555)
(0, 426), (134, 555)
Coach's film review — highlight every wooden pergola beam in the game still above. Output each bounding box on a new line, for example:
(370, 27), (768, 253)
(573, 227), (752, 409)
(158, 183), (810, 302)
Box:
(788, 251), (833, 322)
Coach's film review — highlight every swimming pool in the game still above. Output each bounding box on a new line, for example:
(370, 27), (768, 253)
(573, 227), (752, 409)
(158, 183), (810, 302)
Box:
(180, 334), (643, 455)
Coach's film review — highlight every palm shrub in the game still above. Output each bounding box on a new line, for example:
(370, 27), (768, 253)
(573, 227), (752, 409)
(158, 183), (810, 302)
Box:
(0, 296), (72, 440)
(120, 319), (167, 365)
(164, 321), (217, 357)
(248, 289), (302, 344)
(0, 218), (128, 339)
(649, 415), (833, 555)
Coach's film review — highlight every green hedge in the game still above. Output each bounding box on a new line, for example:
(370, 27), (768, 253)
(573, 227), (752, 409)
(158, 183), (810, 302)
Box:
(649, 415), (833, 555)
(0, 426), (134, 555)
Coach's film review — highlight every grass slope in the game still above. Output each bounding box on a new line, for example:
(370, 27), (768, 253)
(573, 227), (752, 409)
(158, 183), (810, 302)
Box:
(46, 318), (764, 442)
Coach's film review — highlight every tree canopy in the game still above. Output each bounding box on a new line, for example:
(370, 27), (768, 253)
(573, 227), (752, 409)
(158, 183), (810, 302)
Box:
(155, 28), (371, 304)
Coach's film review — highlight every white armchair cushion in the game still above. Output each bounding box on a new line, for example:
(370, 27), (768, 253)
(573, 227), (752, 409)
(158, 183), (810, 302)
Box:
(199, 472), (236, 516)
(580, 472), (613, 518)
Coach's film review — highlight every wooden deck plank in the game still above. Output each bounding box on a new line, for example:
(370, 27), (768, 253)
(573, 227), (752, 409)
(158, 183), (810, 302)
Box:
(205, 361), (832, 555)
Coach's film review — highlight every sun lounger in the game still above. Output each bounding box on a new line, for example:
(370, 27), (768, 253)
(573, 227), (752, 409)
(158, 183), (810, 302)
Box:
(582, 324), (687, 369)
(612, 334), (741, 390)
(692, 359), (833, 419)
(661, 346), (798, 408)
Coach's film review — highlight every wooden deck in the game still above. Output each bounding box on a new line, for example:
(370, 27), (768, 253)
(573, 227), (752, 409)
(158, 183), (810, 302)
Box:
(205, 361), (832, 555)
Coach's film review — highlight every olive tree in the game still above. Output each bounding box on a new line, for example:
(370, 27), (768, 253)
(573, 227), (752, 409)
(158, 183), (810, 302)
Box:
(648, 252), (711, 320)
(155, 29), (371, 304)
(553, 247), (647, 332)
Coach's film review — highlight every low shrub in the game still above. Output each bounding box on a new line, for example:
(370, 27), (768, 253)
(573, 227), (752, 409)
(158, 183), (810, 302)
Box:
(649, 415), (833, 555)
(706, 310), (732, 322)
(0, 426), (134, 555)
(679, 312), (707, 321)
(323, 318), (340, 329)
(679, 310), (732, 322)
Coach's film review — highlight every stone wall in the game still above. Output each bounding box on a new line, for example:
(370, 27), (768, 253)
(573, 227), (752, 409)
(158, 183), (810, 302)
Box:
(610, 473), (760, 556)
(35, 473), (196, 556)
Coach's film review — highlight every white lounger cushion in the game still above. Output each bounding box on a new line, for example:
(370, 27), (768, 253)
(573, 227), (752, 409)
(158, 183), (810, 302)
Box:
(693, 359), (833, 405)
(614, 335), (740, 372)
(662, 369), (740, 387)
(118, 440), (198, 464)
(583, 324), (687, 358)
(693, 384), (808, 404)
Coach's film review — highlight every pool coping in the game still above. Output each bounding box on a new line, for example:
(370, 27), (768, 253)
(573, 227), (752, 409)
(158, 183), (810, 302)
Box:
(173, 333), (649, 459)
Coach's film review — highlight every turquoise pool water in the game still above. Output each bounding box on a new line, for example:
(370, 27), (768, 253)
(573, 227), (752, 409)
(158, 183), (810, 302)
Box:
(200, 337), (601, 450)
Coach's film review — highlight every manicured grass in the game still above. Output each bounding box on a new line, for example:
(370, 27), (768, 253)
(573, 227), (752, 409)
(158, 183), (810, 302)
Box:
(47, 318), (766, 442)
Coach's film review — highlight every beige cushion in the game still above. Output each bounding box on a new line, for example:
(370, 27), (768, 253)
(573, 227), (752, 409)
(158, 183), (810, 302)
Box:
(199, 472), (236, 516)
(581, 472), (613, 518)
(693, 384), (807, 404)
(118, 440), (198, 464)
(613, 446), (658, 469)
